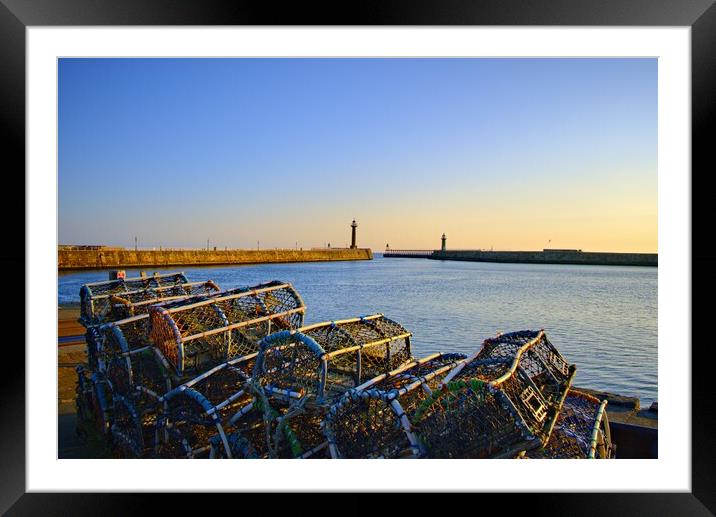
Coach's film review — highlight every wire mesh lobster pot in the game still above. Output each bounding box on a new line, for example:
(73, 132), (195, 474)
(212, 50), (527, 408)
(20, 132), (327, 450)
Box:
(88, 281), (222, 372)
(155, 355), (258, 458)
(323, 352), (467, 458)
(77, 316), (159, 452)
(525, 389), (613, 459)
(94, 287), (234, 381)
(148, 281), (306, 377)
(109, 389), (164, 458)
(252, 314), (413, 406)
(158, 377), (330, 460)
(95, 315), (155, 378)
(77, 292), (159, 453)
(412, 330), (576, 458)
(108, 280), (221, 321)
(84, 325), (103, 371)
(217, 387), (335, 459)
(95, 280), (274, 378)
(79, 272), (189, 326)
(76, 279), (305, 455)
(103, 336), (173, 399)
(75, 366), (113, 439)
(453, 329), (573, 399)
(244, 314), (414, 457)
(82, 281), (303, 455)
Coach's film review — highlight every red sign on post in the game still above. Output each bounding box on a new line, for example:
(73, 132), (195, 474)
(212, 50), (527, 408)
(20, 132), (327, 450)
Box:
(109, 270), (126, 280)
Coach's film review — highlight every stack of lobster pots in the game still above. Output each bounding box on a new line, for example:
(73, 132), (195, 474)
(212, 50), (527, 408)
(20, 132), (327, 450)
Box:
(76, 272), (614, 459)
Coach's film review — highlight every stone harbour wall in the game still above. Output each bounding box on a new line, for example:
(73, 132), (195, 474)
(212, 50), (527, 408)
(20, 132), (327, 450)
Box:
(434, 250), (657, 267)
(58, 248), (373, 270)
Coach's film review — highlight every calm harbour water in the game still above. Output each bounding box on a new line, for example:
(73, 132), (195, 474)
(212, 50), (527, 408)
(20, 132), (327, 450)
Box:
(58, 255), (658, 403)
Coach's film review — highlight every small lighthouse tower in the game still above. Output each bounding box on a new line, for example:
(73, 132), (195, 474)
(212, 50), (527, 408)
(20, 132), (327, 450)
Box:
(441, 233), (447, 252)
(350, 220), (358, 249)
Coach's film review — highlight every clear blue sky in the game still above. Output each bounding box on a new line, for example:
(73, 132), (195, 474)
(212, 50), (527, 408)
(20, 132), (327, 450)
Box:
(58, 58), (657, 252)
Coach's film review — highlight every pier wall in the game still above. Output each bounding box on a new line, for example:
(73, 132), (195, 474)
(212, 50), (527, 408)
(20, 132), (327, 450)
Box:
(58, 248), (373, 270)
(433, 250), (657, 267)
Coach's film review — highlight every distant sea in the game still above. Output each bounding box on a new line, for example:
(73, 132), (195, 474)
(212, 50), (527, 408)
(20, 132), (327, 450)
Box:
(58, 254), (658, 403)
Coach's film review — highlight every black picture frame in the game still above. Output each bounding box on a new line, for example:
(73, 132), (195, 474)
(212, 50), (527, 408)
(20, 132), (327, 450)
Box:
(4, 1), (714, 514)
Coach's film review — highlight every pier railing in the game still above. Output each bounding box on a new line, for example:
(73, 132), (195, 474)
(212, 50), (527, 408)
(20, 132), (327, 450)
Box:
(383, 249), (435, 258)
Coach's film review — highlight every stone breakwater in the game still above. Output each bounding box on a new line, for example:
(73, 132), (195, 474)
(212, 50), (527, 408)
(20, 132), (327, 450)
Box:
(385, 249), (656, 267)
(436, 250), (657, 267)
(58, 248), (373, 270)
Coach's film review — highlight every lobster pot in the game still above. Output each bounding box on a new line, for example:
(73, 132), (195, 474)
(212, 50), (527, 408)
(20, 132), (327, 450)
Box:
(110, 390), (162, 458)
(75, 366), (99, 440)
(108, 280), (221, 321)
(441, 330), (575, 439)
(148, 281), (306, 377)
(104, 344), (172, 398)
(457, 358), (561, 438)
(415, 332), (576, 458)
(323, 353), (467, 459)
(79, 272), (189, 326)
(85, 326), (103, 371)
(96, 316), (153, 374)
(216, 280), (306, 330)
(214, 372), (335, 459)
(410, 371), (534, 458)
(526, 390), (613, 459)
(213, 401), (331, 459)
(253, 314), (413, 406)
(156, 356), (256, 458)
(207, 421), (268, 459)
(280, 411), (331, 458)
(75, 367), (113, 439)
(449, 330), (573, 406)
